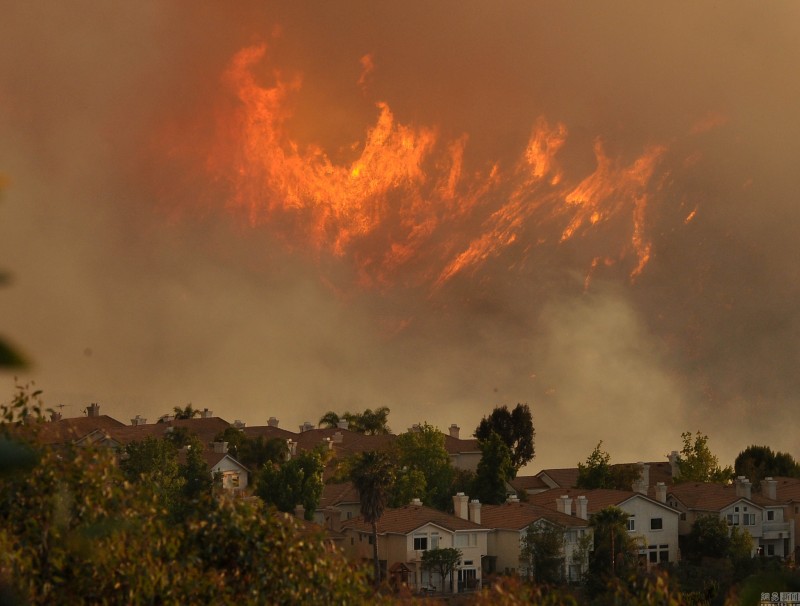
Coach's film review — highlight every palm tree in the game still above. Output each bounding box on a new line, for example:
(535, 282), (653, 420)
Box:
(172, 404), (199, 420)
(588, 505), (634, 578)
(350, 451), (395, 588)
(318, 410), (341, 428)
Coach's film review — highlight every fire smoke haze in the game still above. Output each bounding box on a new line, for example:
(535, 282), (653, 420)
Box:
(1, 2), (799, 470)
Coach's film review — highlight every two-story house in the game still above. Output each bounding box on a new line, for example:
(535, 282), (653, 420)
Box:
(340, 498), (489, 594)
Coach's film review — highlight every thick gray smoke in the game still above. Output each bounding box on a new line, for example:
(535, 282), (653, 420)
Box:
(1, 2), (798, 470)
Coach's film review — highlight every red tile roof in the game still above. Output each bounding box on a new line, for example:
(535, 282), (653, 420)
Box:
(319, 482), (361, 509)
(22, 415), (126, 445)
(480, 501), (588, 531)
(667, 482), (776, 512)
(341, 504), (485, 535)
(527, 488), (651, 514)
(509, 475), (549, 493)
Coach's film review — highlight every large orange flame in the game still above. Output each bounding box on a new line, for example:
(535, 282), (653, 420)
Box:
(202, 43), (672, 290)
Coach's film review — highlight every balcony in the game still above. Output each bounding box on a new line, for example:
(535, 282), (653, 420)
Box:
(762, 521), (791, 540)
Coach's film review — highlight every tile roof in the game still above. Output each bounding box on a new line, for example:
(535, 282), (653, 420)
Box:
(537, 468), (580, 489)
(527, 488), (654, 514)
(480, 501), (588, 531)
(341, 504), (485, 535)
(108, 417), (232, 447)
(443, 435), (480, 454)
(24, 415), (127, 445)
(667, 482), (776, 511)
(319, 482), (361, 509)
(509, 475), (549, 493)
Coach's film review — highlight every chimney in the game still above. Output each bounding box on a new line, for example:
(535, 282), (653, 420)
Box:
(130, 414), (147, 426)
(337, 419), (349, 430)
(212, 441), (228, 454)
(200, 408), (213, 418)
(299, 421), (314, 433)
(735, 476), (752, 500)
(87, 403), (100, 417)
(507, 494), (520, 504)
(656, 482), (667, 504)
(323, 437), (333, 450)
(294, 504), (305, 519)
(556, 495), (573, 516)
(453, 493), (469, 520)
(233, 419), (246, 429)
(408, 423), (421, 433)
(468, 499), (481, 525)
(332, 431), (344, 443)
(764, 477), (778, 501)
(668, 451), (680, 478)
(633, 462), (650, 494)
(50, 411), (62, 422)
(576, 496), (588, 520)
(449, 424), (460, 439)
(267, 417), (280, 427)
(411, 497), (423, 506)
(286, 439), (296, 459)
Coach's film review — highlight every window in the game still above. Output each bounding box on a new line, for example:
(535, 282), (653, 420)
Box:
(727, 514), (739, 526)
(627, 517), (635, 531)
(680, 513), (687, 521)
(368, 534), (374, 545)
(566, 530), (577, 543)
(455, 533), (477, 547)
(767, 544), (775, 556)
(767, 510), (775, 521)
(431, 533), (440, 549)
(414, 536), (428, 551)
(743, 514), (756, 526)
(650, 518), (663, 530)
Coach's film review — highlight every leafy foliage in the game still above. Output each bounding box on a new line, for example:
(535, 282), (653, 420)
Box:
(734, 445), (800, 488)
(674, 431), (734, 484)
(318, 407), (391, 434)
(520, 521), (565, 584)
(420, 547), (461, 593)
(472, 431), (512, 505)
(576, 442), (641, 490)
(255, 447), (325, 520)
(393, 423), (454, 510)
(586, 506), (639, 591)
(474, 403), (535, 473)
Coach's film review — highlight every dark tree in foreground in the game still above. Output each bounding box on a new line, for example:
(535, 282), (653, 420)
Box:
(520, 521), (565, 584)
(350, 451), (395, 588)
(735, 445), (800, 489)
(474, 403), (535, 473)
(421, 547), (462, 593)
(472, 431), (513, 505)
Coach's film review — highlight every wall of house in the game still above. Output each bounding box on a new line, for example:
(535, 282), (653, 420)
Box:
(212, 457), (248, 491)
(622, 498), (680, 566)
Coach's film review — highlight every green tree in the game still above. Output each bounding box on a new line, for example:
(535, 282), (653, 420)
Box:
(474, 403), (535, 474)
(735, 445), (800, 489)
(181, 436), (212, 503)
(318, 410), (341, 429)
(520, 520), (565, 584)
(256, 448), (325, 521)
(320, 407), (392, 435)
(0, 177), (27, 369)
(350, 450), (395, 588)
(587, 506), (638, 583)
(387, 466), (427, 508)
(172, 404), (200, 420)
(120, 436), (185, 511)
(683, 514), (731, 563)
(576, 442), (640, 490)
(420, 547), (462, 593)
(675, 431), (734, 484)
(472, 431), (513, 505)
(394, 423), (454, 510)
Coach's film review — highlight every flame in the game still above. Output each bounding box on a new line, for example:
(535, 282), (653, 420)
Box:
(196, 43), (679, 290)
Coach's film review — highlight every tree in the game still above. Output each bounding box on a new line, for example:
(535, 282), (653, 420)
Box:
(420, 547), (462, 593)
(472, 431), (513, 505)
(172, 404), (200, 420)
(675, 431), (734, 484)
(393, 423), (454, 510)
(120, 436), (185, 512)
(350, 450), (395, 588)
(320, 407), (392, 435)
(387, 466), (427, 508)
(587, 506), (638, 582)
(577, 442), (640, 490)
(181, 436), (212, 503)
(734, 445), (800, 489)
(683, 514), (731, 563)
(474, 403), (535, 474)
(0, 177), (27, 369)
(255, 448), (325, 520)
(520, 521), (565, 584)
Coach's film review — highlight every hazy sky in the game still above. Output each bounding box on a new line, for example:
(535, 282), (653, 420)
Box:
(1, 2), (799, 471)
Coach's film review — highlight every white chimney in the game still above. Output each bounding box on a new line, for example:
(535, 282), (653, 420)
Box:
(668, 451), (680, 478)
(411, 497), (423, 506)
(294, 504), (305, 519)
(507, 494), (520, 504)
(633, 462), (650, 494)
(212, 441), (228, 454)
(337, 419), (349, 430)
(576, 496), (588, 520)
(299, 421), (314, 433)
(267, 417), (280, 427)
(453, 493), (469, 519)
(735, 476), (752, 500)
(87, 403), (100, 417)
(200, 408), (213, 418)
(286, 439), (296, 459)
(556, 495), (573, 516)
(130, 415), (147, 426)
(332, 431), (344, 443)
(468, 499), (481, 525)
(233, 419), (246, 428)
(449, 424), (460, 439)
(324, 437), (333, 450)
(764, 477), (778, 501)
(656, 482), (667, 504)
(50, 411), (62, 422)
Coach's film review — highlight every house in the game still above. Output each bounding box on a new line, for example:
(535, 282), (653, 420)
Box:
(480, 496), (591, 582)
(340, 498), (489, 594)
(766, 476), (800, 561)
(528, 487), (681, 567)
(667, 476), (794, 559)
(203, 441), (249, 494)
(315, 482), (362, 525)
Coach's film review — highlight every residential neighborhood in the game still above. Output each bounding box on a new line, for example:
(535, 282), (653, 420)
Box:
(9, 402), (799, 601)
